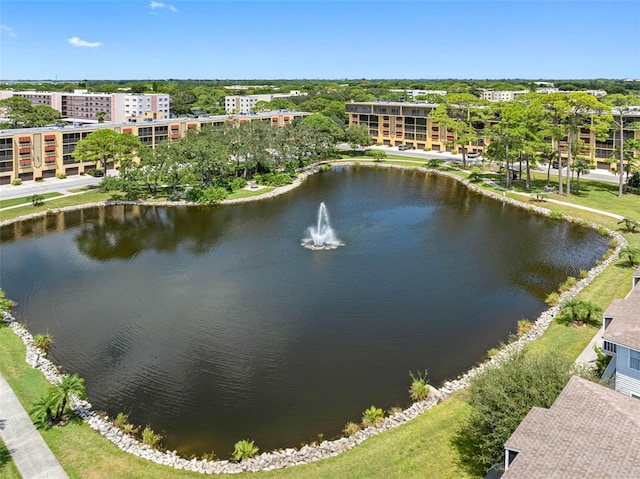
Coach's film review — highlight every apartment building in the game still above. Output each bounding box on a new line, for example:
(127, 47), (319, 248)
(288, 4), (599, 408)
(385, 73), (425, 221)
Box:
(0, 90), (171, 123)
(0, 110), (307, 185)
(479, 89), (529, 102)
(346, 101), (640, 170)
(224, 90), (307, 114)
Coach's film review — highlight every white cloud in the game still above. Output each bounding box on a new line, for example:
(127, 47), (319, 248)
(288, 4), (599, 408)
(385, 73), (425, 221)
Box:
(150, 1), (177, 12)
(1, 25), (17, 37)
(68, 36), (103, 48)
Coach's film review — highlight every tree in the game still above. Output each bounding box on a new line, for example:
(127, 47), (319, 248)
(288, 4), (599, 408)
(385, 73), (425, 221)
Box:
(345, 124), (371, 151)
(31, 373), (86, 427)
(0, 96), (33, 127)
(619, 247), (640, 267)
(603, 94), (639, 197)
(556, 299), (603, 326)
(72, 129), (143, 175)
(452, 350), (579, 476)
(572, 158), (591, 193)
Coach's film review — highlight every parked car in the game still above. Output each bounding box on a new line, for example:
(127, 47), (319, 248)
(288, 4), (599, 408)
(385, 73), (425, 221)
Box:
(398, 144), (413, 151)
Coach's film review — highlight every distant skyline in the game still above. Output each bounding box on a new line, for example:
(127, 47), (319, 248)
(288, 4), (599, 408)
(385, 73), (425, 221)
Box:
(1, 1), (639, 81)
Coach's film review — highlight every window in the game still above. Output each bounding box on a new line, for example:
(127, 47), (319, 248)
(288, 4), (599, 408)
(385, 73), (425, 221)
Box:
(631, 350), (640, 371)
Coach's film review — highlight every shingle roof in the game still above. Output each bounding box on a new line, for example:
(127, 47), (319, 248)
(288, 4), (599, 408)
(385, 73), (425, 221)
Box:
(503, 376), (640, 478)
(602, 286), (640, 351)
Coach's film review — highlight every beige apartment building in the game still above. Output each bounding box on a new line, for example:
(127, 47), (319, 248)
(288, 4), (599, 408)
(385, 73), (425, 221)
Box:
(0, 111), (306, 185)
(346, 101), (640, 170)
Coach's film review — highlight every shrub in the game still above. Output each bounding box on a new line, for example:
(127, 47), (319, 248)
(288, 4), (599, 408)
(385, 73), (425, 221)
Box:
(232, 439), (259, 461)
(558, 276), (577, 293)
(142, 426), (163, 447)
(198, 186), (228, 205)
(516, 319), (533, 338)
(0, 289), (16, 313)
(452, 350), (577, 477)
(113, 412), (130, 428)
(11, 178), (22, 186)
(185, 187), (203, 203)
(56, 173), (67, 179)
(342, 422), (361, 436)
(33, 333), (53, 353)
(361, 405), (384, 427)
(556, 299), (603, 326)
(408, 370), (430, 402)
(29, 194), (45, 207)
(619, 247), (640, 267)
(545, 291), (560, 306)
(425, 159), (440, 169)
(256, 172), (295, 187)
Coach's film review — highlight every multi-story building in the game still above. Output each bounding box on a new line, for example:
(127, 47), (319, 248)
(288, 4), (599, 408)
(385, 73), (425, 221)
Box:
(346, 101), (640, 170)
(479, 89), (529, 102)
(224, 90), (306, 114)
(0, 90), (171, 123)
(0, 110), (307, 185)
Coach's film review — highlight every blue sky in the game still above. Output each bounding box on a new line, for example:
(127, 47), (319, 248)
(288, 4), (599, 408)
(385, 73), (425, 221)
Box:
(1, 1), (639, 80)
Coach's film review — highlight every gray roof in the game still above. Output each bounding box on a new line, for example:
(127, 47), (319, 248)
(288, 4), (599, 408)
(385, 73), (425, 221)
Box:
(504, 376), (640, 478)
(602, 284), (640, 351)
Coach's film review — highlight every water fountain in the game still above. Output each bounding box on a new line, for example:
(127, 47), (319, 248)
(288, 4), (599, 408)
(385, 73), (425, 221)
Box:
(301, 202), (344, 250)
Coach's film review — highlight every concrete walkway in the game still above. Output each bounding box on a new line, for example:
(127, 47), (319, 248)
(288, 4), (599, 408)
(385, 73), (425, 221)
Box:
(0, 373), (68, 479)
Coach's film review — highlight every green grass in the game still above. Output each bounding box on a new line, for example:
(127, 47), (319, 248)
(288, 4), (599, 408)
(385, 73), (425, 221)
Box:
(0, 192), (63, 209)
(0, 435), (21, 479)
(1, 163), (638, 479)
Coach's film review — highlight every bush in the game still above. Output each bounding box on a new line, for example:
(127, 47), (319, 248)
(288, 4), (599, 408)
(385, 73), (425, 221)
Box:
(556, 299), (603, 326)
(141, 426), (163, 447)
(0, 289), (16, 313)
(99, 176), (123, 192)
(408, 370), (430, 402)
(545, 291), (560, 306)
(29, 194), (45, 207)
(33, 333), (53, 353)
(452, 350), (578, 477)
(198, 186), (228, 205)
(56, 173), (67, 179)
(558, 276), (577, 293)
(361, 405), (384, 427)
(627, 171), (640, 189)
(11, 178), (22, 186)
(516, 319), (533, 337)
(342, 422), (361, 436)
(232, 439), (259, 461)
(255, 172), (295, 187)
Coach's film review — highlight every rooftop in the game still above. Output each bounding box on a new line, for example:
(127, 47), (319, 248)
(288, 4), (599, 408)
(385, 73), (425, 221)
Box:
(504, 375), (640, 478)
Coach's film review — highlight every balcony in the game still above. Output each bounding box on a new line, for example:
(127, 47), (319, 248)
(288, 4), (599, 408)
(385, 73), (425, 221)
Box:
(603, 340), (617, 355)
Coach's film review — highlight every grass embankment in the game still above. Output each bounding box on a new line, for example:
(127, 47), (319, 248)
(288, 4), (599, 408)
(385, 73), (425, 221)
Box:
(1, 162), (638, 478)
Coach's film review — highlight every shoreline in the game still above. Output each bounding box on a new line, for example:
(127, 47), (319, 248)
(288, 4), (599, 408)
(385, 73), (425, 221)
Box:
(0, 161), (626, 474)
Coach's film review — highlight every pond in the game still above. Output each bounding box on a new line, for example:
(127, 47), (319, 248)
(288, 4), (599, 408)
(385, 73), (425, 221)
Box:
(0, 166), (608, 457)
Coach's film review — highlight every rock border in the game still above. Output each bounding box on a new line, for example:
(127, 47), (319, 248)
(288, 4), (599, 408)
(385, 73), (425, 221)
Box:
(0, 161), (626, 474)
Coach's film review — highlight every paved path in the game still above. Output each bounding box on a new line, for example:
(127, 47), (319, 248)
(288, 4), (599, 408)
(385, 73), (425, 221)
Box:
(0, 373), (68, 479)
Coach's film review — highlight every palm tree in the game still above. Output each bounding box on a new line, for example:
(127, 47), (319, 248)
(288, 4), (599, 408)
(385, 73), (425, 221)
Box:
(556, 299), (602, 326)
(620, 247), (640, 267)
(572, 158), (591, 193)
(51, 373), (86, 422)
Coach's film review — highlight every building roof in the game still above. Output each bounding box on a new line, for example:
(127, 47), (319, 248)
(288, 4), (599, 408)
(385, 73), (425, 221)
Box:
(602, 278), (640, 351)
(503, 375), (640, 478)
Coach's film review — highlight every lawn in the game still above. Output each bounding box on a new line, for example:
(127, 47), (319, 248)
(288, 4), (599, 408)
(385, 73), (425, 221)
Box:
(1, 161), (638, 479)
